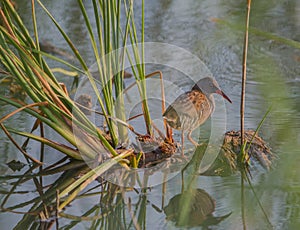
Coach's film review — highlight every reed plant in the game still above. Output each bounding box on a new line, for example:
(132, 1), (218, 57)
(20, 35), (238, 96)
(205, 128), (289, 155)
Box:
(0, 0), (159, 217)
(0, 0), (153, 163)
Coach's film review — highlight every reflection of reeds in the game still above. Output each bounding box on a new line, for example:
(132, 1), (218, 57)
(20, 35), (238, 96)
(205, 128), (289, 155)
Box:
(0, 140), (239, 229)
(0, 153), (134, 229)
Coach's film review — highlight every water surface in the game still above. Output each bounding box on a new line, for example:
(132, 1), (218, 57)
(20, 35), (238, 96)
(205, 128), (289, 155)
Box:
(0, 0), (299, 229)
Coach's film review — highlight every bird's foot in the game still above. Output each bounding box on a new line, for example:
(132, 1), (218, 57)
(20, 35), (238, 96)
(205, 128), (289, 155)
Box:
(180, 152), (189, 161)
(195, 142), (206, 148)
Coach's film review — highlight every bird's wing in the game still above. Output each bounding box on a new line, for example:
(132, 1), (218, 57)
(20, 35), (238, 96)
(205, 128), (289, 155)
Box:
(190, 91), (210, 113)
(176, 91), (208, 114)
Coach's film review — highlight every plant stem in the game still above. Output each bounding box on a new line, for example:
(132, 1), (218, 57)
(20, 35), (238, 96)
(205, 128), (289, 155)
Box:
(240, 1), (252, 228)
(240, 0), (251, 159)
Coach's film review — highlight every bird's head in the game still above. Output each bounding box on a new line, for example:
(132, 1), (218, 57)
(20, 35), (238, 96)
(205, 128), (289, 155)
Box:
(192, 77), (232, 103)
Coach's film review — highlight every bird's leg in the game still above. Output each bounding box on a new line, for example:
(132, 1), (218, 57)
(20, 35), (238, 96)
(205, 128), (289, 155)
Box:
(187, 130), (199, 147)
(181, 131), (185, 157)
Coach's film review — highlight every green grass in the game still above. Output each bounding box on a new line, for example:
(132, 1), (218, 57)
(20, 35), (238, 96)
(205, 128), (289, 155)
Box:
(0, 0), (153, 217)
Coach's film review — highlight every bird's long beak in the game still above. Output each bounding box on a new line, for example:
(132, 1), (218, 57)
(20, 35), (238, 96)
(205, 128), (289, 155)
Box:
(216, 89), (232, 103)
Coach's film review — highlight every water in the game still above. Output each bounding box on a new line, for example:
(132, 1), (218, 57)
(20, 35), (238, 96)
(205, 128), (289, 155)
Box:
(0, 0), (299, 229)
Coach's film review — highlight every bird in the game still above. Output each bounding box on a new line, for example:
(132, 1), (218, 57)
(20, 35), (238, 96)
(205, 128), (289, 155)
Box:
(163, 77), (232, 156)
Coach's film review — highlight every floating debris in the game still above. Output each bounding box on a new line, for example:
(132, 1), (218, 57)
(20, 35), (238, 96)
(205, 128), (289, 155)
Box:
(6, 159), (26, 171)
(39, 39), (74, 60)
(9, 82), (27, 100)
(75, 94), (92, 115)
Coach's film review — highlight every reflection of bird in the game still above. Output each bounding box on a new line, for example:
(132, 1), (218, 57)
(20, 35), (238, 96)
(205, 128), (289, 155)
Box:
(163, 77), (232, 155)
(164, 188), (232, 227)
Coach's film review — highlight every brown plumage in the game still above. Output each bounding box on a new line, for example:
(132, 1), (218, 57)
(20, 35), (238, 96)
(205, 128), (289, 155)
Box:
(163, 77), (232, 155)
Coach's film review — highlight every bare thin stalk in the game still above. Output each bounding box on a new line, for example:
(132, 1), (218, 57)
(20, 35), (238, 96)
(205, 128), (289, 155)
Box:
(0, 124), (43, 164)
(0, 101), (47, 123)
(31, 0), (42, 66)
(240, 0), (252, 158)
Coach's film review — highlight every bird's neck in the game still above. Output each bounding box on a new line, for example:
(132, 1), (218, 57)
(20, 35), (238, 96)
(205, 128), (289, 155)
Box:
(208, 94), (215, 112)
